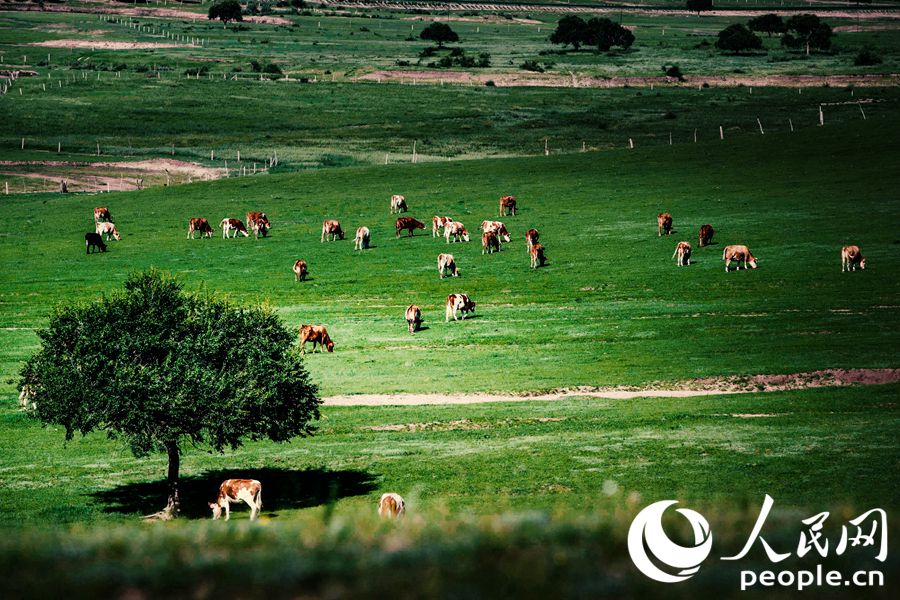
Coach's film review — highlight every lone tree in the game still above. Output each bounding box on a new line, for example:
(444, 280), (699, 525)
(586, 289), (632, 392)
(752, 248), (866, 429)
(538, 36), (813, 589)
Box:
(747, 14), (787, 37)
(208, 0), (243, 25)
(686, 0), (713, 16)
(420, 22), (459, 47)
(586, 18), (635, 52)
(549, 15), (590, 51)
(715, 24), (763, 54)
(782, 14), (833, 56)
(19, 270), (320, 519)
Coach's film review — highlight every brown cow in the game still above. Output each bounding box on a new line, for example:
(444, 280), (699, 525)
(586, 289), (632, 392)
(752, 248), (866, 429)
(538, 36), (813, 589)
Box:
(293, 259), (308, 282)
(657, 213), (673, 236)
(530, 243), (547, 269)
(187, 217), (214, 239)
(482, 230), (500, 255)
(95, 221), (121, 241)
(221, 218), (249, 239)
(672, 241), (692, 266)
(525, 228), (540, 253)
(390, 195), (408, 214)
(208, 479), (262, 521)
(445, 293), (476, 322)
(396, 217), (425, 238)
(841, 245), (866, 272)
(354, 226), (371, 250)
(499, 195), (517, 216)
(321, 219), (345, 242)
(432, 216), (453, 238)
(438, 253), (459, 279)
(246, 211), (270, 239)
(93, 207), (112, 223)
(723, 245), (758, 272)
(444, 221), (470, 244)
(378, 493), (406, 519)
(299, 324), (334, 353)
(698, 224), (714, 247)
(481, 220), (511, 243)
(405, 305), (423, 334)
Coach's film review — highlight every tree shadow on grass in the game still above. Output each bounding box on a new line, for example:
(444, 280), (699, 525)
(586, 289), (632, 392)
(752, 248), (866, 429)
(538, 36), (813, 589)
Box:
(91, 467), (378, 519)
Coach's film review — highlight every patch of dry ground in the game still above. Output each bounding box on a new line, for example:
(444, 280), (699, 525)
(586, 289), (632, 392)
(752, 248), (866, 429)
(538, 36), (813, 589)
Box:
(29, 39), (184, 50)
(323, 368), (900, 405)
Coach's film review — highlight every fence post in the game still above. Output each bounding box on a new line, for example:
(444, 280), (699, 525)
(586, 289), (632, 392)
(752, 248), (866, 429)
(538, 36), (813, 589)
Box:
(719, 126), (724, 140)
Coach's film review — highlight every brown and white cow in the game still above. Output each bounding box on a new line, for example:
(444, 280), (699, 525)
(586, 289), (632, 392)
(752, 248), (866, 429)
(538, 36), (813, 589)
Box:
(85, 232), (107, 254)
(482, 230), (500, 255)
(672, 241), (692, 266)
(530, 243), (547, 269)
(698, 224), (714, 247)
(499, 195), (517, 216)
(354, 226), (371, 250)
(723, 245), (758, 272)
(445, 293), (476, 322)
(481, 220), (511, 243)
(841, 245), (866, 272)
(187, 217), (214, 239)
(321, 219), (345, 242)
(221, 218), (249, 239)
(432, 216), (453, 238)
(525, 228), (540, 253)
(657, 213), (673, 237)
(293, 259), (308, 282)
(208, 479), (262, 521)
(378, 493), (406, 519)
(405, 305), (423, 334)
(246, 212), (270, 239)
(396, 217), (425, 238)
(299, 324), (334, 353)
(93, 207), (112, 223)
(437, 253), (459, 279)
(444, 221), (470, 244)
(390, 195), (408, 214)
(95, 221), (121, 241)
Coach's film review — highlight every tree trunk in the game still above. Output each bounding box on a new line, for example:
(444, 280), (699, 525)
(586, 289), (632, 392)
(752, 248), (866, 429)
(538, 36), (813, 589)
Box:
(164, 440), (181, 516)
(806, 42), (810, 56)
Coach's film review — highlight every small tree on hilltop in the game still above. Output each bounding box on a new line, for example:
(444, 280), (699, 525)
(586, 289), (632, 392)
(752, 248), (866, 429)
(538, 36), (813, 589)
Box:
(782, 14), (833, 56)
(747, 14), (787, 37)
(716, 24), (763, 54)
(586, 18), (635, 52)
(549, 15), (590, 51)
(686, 0), (713, 16)
(208, 0), (243, 25)
(420, 22), (459, 48)
(19, 270), (320, 519)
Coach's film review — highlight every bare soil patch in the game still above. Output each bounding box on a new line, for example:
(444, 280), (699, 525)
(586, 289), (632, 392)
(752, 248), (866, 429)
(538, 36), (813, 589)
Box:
(30, 39), (183, 50)
(402, 15), (541, 25)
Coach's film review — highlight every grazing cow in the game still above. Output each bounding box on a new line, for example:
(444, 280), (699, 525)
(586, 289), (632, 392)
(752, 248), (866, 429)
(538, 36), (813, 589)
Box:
(299, 324), (334, 353)
(293, 259), (308, 282)
(432, 216), (453, 238)
(245, 212), (270, 239)
(378, 493), (406, 519)
(437, 253), (459, 279)
(841, 245), (866, 272)
(482, 230), (500, 255)
(499, 195), (517, 216)
(698, 224), (714, 247)
(445, 293), (476, 322)
(187, 217), (214, 239)
(530, 243), (547, 269)
(444, 221), (470, 244)
(481, 220), (511, 243)
(405, 305), (423, 334)
(390, 195), (408, 214)
(208, 479), (262, 521)
(396, 217), (425, 238)
(525, 228), (540, 252)
(93, 207), (112, 223)
(221, 218), (249, 239)
(723, 245), (758, 272)
(321, 219), (345, 242)
(672, 241), (692, 266)
(85, 232), (107, 254)
(354, 226), (371, 250)
(657, 213), (673, 236)
(95, 221), (121, 241)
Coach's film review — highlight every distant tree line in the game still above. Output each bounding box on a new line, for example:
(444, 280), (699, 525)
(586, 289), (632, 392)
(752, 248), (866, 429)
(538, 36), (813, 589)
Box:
(549, 16), (635, 52)
(714, 14), (834, 55)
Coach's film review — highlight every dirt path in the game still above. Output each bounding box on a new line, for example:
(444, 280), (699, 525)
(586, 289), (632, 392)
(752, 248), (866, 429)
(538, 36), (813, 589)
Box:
(323, 368), (900, 405)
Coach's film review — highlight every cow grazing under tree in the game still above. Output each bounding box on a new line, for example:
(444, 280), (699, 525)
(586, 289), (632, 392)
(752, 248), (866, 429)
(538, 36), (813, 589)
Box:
(432, 216), (453, 238)
(525, 228), (540, 253)
(292, 260), (308, 282)
(445, 293), (476, 321)
(673, 241), (692, 266)
(354, 227), (371, 250)
(187, 218), (214, 239)
(658, 213), (673, 236)
(444, 221), (470, 244)
(482, 230), (500, 255)
(94, 207), (112, 223)
(246, 212), (271, 239)
(499, 195), (517, 216)
(698, 224), (715, 247)
(221, 218), (249, 239)
(530, 243), (547, 269)
(85, 232), (107, 254)
(378, 493), (406, 519)
(390, 195), (408, 214)
(405, 305), (423, 334)
(396, 217), (425, 238)
(321, 220), (345, 242)
(95, 221), (121, 241)
(299, 324), (334, 353)
(209, 479), (262, 521)
(723, 245), (758, 272)
(841, 245), (866, 272)
(438, 253), (459, 279)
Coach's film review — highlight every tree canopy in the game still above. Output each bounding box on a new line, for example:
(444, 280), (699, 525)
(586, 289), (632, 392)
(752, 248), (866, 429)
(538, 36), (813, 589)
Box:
(549, 15), (590, 50)
(716, 23), (763, 53)
(686, 0), (713, 15)
(549, 16), (634, 52)
(20, 270), (320, 518)
(208, 0), (243, 25)
(420, 22), (459, 47)
(747, 14), (787, 37)
(782, 14), (833, 55)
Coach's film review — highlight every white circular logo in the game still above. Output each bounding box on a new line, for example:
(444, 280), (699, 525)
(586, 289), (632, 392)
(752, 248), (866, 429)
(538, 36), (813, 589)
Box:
(627, 500), (713, 583)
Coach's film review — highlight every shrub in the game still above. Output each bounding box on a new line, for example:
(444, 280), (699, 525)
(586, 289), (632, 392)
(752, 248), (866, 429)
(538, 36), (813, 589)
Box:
(520, 60), (545, 73)
(854, 48), (882, 66)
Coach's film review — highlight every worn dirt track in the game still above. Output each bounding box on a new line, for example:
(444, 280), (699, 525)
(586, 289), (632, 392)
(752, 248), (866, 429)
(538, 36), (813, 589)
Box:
(323, 368), (900, 405)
